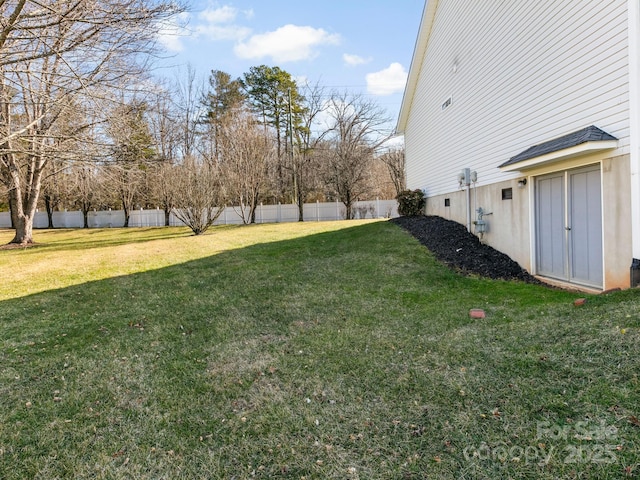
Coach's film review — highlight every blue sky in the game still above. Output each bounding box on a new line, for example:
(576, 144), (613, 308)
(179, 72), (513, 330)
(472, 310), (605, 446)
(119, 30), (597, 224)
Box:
(157, 0), (425, 136)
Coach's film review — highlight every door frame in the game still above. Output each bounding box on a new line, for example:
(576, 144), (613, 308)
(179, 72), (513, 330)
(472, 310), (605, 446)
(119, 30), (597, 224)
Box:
(532, 163), (604, 289)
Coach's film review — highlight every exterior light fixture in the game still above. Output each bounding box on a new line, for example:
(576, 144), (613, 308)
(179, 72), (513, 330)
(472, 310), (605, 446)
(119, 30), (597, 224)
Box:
(517, 178), (527, 188)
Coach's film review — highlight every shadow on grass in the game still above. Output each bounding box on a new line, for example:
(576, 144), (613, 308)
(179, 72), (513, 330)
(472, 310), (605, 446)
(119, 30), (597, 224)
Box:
(3, 221), (514, 337)
(1, 225), (260, 255)
(1, 221), (638, 479)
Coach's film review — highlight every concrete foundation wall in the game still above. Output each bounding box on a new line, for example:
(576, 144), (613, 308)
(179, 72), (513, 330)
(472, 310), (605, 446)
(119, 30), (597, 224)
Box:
(425, 154), (633, 290)
(426, 179), (532, 272)
(602, 155), (633, 289)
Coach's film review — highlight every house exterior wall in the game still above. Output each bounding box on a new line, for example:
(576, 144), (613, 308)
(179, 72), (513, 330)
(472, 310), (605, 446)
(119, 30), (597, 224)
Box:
(628, 0), (640, 261)
(404, 0), (629, 195)
(602, 154), (633, 288)
(401, 0), (634, 290)
(424, 153), (632, 289)
(425, 180), (532, 271)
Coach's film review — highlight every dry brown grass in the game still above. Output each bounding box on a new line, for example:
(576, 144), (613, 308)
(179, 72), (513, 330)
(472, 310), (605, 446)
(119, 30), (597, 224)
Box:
(0, 222), (377, 301)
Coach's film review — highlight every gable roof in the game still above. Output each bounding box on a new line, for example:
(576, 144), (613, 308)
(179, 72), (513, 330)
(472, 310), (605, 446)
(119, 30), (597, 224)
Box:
(498, 126), (618, 171)
(396, 0), (439, 134)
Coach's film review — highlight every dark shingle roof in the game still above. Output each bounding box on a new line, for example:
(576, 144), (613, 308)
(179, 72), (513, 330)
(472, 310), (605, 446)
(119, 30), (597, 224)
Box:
(499, 125), (617, 168)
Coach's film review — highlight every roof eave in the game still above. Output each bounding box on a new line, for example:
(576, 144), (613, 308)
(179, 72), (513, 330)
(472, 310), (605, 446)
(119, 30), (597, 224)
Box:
(396, 0), (439, 134)
(499, 140), (619, 172)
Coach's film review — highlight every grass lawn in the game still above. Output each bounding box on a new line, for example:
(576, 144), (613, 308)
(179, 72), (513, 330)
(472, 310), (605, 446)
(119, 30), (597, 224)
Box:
(0, 221), (639, 479)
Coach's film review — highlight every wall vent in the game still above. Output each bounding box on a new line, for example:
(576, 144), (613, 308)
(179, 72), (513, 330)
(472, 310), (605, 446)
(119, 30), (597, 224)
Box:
(441, 96), (452, 110)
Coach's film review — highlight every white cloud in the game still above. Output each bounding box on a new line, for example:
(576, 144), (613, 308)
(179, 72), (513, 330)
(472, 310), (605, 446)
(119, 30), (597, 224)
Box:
(156, 5), (254, 52)
(343, 53), (371, 67)
(294, 75), (310, 87)
(380, 134), (405, 151)
(196, 23), (252, 42)
(199, 5), (238, 24)
(313, 99), (338, 131)
(195, 5), (252, 41)
(157, 11), (191, 52)
(234, 24), (340, 63)
(366, 63), (408, 96)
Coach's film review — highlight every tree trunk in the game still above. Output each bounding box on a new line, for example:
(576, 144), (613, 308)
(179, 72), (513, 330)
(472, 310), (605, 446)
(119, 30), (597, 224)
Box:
(11, 213), (34, 244)
(44, 194), (55, 228)
(297, 187), (304, 222)
(10, 186), (37, 244)
(8, 190), (17, 229)
(122, 201), (130, 227)
(7, 161), (42, 244)
(343, 192), (353, 220)
(164, 207), (171, 226)
(250, 191), (259, 224)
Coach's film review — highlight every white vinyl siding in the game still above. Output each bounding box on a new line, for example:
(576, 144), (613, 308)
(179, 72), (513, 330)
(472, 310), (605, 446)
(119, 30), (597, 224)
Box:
(405, 0), (629, 195)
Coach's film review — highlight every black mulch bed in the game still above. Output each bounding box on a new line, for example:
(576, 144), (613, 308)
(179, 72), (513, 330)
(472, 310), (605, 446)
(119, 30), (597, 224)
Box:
(390, 215), (541, 284)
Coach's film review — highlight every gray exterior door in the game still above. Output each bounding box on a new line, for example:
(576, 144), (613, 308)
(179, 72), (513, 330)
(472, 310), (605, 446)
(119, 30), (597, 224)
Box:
(536, 173), (566, 280)
(535, 165), (603, 288)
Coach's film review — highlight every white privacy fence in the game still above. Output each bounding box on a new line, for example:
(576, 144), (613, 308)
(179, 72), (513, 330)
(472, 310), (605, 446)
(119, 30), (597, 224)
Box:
(0, 199), (399, 229)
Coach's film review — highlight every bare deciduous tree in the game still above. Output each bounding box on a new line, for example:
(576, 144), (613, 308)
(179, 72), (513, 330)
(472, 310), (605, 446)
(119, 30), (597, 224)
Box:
(323, 92), (391, 219)
(293, 81), (327, 221)
(41, 160), (72, 228)
(105, 99), (156, 226)
(379, 147), (406, 197)
(0, 0), (184, 244)
(146, 160), (178, 226)
(202, 69), (245, 163)
(162, 67), (230, 233)
(172, 160), (225, 235)
(147, 84), (180, 225)
(174, 66), (204, 162)
(219, 113), (276, 224)
(72, 163), (104, 228)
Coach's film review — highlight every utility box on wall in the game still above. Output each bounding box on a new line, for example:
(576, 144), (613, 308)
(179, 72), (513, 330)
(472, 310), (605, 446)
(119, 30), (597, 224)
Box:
(474, 219), (487, 234)
(474, 207), (491, 235)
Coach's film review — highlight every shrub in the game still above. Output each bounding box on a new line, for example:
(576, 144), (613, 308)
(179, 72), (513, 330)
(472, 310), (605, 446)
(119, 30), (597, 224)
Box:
(396, 189), (426, 216)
